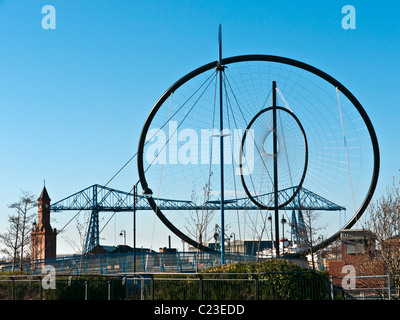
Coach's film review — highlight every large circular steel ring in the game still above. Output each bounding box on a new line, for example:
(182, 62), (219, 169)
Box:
(137, 54), (380, 251)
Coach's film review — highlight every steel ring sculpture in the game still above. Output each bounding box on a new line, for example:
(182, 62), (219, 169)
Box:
(137, 54), (380, 252)
(239, 104), (309, 210)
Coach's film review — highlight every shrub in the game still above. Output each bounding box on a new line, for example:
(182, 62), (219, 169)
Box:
(200, 259), (331, 300)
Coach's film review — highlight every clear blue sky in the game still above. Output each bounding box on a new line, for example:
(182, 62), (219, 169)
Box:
(0, 0), (399, 255)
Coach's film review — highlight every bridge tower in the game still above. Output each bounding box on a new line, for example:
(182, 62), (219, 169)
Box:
(31, 186), (57, 261)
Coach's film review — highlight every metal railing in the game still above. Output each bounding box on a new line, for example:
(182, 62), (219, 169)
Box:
(0, 251), (311, 275)
(3, 255), (398, 300)
(330, 274), (400, 300)
(0, 272), (339, 300)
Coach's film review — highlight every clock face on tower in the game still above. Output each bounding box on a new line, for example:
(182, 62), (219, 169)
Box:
(45, 204), (49, 209)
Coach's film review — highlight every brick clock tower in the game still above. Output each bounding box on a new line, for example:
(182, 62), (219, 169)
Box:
(31, 186), (57, 261)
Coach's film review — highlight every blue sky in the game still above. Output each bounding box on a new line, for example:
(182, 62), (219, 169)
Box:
(0, 0), (399, 254)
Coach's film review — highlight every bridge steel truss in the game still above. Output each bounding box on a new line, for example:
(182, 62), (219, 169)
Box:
(50, 184), (345, 253)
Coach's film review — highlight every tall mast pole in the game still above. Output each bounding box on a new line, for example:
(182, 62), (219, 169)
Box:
(272, 81), (280, 258)
(218, 24), (225, 265)
(133, 183), (137, 273)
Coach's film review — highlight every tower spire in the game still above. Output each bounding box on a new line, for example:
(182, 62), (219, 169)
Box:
(38, 184), (51, 201)
(31, 184), (57, 261)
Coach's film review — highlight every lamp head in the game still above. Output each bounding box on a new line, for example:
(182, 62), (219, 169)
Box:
(143, 187), (153, 199)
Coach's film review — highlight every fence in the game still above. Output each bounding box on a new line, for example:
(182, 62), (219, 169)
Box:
(0, 252), (311, 275)
(330, 274), (400, 300)
(0, 272), (345, 300)
(2, 253), (398, 300)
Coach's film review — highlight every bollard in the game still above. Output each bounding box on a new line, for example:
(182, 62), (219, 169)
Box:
(10, 277), (15, 300)
(108, 280), (113, 300)
(255, 277), (259, 300)
(198, 275), (203, 300)
(150, 275), (154, 300)
(85, 280), (90, 300)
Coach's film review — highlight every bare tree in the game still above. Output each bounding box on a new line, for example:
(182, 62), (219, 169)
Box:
(62, 209), (106, 255)
(245, 210), (270, 259)
(185, 179), (216, 248)
(0, 215), (20, 269)
(318, 176), (400, 298)
(364, 179), (400, 274)
(321, 239), (342, 261)
(0, 191), (37, 271)
(62, 211), (90, 256)
(359, 178), (400, 297)
(295, 210), (326, 270)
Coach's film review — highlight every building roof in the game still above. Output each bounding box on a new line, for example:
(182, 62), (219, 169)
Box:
(38, 186), (51, 201)
(87, 244), (155, 255)
(340, 229), (374, 240)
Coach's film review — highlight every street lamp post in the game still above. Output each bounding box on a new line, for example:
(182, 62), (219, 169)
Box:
(230, 233), (236, 254)
(120, 230), (126, 246)
(281, 214), (287, 256)
(143, 188), (153, 199)
(268, 214), (274, 257)
(133, 183), (137, 273)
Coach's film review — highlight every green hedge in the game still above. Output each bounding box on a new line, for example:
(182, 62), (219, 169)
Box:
(201, 258), (309, 275)
(199, 259), (332, 300)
